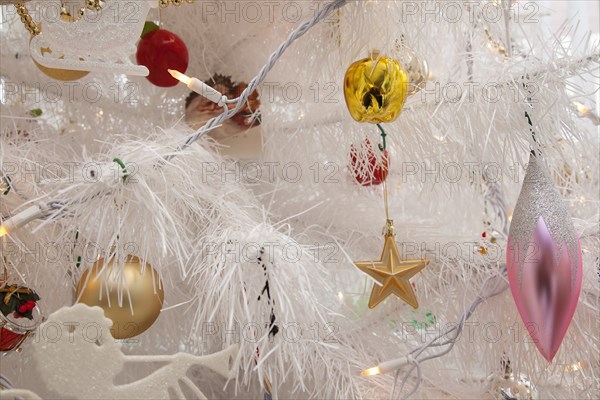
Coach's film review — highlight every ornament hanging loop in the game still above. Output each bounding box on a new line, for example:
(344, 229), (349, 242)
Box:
(382, 179), (391, 226)
(522, 79), (541, 156)
(382, 218), (395, 237)
(377, 124), (387, 151)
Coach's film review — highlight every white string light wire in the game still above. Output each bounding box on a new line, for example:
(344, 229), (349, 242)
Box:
(0, 0), (350, 228)
(361, 178), (511, 399)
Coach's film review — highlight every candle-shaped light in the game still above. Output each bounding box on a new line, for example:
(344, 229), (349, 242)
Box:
(168, 69), (227, 106)
(360, 367), (381, 377)
(0, 205), (45, 237)
(572, 100), (600, 125)
(168, 69), (192, 85)
(360, 357), (410, 377)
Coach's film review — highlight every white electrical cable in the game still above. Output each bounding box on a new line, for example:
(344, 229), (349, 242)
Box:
(167, 0), (349, 159)
(0, 0), (349, 233)
(391, 273), (509, 399)
(384, 179), (511, 399)
(0, 204), (47, 237)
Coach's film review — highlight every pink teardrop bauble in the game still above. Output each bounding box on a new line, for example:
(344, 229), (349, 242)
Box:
(506, 154), (582, 362)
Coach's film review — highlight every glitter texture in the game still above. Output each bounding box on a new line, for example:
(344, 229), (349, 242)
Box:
(506, 153), (583, 361)
(508, 153), (581, 288)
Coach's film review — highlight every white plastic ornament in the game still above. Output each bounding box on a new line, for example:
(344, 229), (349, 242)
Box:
(29, 0), (155, 76)
(29, 304), (238, 400)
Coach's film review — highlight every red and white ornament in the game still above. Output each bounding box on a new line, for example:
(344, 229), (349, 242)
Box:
(0, 281), (41, 354)
(349, 139), (389, 186)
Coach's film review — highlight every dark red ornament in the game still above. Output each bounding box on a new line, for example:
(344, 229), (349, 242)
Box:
(0, 327), (26, 352)
(349, 139), (389, 186)
(136, 22), (189, 87)
(0, 266), (41, 353)
(1, 302), (39, 353)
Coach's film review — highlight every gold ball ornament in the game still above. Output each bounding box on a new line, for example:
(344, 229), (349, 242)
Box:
(76, 256), (164, 340)
(30, 14), (90, 82)
(343, 50), (409, 124)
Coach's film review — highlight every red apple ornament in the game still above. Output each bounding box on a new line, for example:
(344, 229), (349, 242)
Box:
(137, 22), (189, 87)
(349, 139), (389, 186)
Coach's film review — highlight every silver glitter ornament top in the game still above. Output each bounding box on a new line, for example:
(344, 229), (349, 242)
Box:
(508, 153), (580, 287)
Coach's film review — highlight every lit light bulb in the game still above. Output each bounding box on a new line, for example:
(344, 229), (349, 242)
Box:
(0, 205), (45, 237)
(169, 69), (226, 106)
(564, 360), (586, 372)
(360, 356), (411, 377)
(572, 101), (589, 114)
(360, 367), (381, 377)
(168, 69), (192, 86)
(572, 101), (600, 125)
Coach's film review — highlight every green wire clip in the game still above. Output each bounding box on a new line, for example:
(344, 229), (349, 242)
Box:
(113, 158), (129, 183)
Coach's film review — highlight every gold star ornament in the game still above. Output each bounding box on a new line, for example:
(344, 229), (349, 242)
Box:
(355, 220), (428, 309)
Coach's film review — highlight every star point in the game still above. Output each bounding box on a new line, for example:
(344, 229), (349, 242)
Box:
(355, 234), (428, 309)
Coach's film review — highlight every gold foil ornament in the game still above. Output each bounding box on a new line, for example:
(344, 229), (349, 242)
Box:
(76, 256), (164, 339)
(32, 45), (90, 81)
(343, 50), (409, 124)
(29, 12), (90, 82)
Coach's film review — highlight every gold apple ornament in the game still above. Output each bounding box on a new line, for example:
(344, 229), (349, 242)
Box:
(343, 50), (409, 124)
(343, 50), (428, 309)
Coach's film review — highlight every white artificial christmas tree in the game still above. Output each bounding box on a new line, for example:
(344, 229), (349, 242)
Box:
(0, 1), (598, 399)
